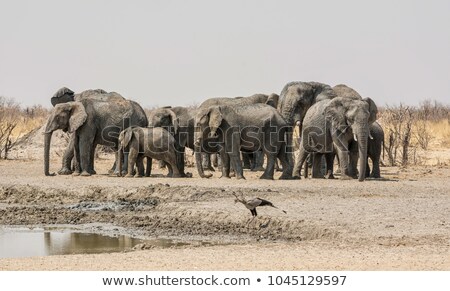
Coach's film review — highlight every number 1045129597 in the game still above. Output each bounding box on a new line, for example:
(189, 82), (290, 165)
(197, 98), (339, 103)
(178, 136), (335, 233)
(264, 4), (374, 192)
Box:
(267, 275), (346, 286)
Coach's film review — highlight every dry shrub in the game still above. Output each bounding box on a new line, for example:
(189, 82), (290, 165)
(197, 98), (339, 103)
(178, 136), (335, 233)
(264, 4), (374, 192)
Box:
(380, 100), (450, 167)
(0, 96), (51, 159)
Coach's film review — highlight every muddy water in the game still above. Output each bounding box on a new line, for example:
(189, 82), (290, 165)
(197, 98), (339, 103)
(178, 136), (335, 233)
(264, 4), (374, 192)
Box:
(0, 226), (181, 259)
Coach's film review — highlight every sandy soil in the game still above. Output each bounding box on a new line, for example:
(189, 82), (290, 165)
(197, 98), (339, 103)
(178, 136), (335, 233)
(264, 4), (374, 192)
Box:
(0, 157), (449, 270)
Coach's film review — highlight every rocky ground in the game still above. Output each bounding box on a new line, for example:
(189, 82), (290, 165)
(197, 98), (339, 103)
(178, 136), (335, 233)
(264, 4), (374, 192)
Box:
(0, 156), (449, 270)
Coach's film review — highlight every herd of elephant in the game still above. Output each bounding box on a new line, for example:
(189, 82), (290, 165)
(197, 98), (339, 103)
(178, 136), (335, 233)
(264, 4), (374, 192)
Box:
(44, 81), (384, 182)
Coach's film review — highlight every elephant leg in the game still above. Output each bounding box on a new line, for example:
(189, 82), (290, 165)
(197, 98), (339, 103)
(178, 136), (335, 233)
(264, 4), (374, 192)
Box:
(219, 149), (230, 178)
(293, 145), (308, 179)
(72, 135), (81, 176)
(252, 150), (265, 171)
(242, 152), (252, 169)
(125, 148), (137, 178)
(303, 155), (309, 178)
(365, 157), (371, 178)
(336, 147), (352, 180)
(59, 136), (75, 175)
(109, 156), (117, 175)
(145, 157), (152, 177)
(348, 141), (359, 178)
(202, 153), (215, 172)
(312, 153), (323, 178)
(135, 155), (144, 178)
(168, 152), (182, 178)
(88, 145), (96, 175)
(78, 136), (94, 176)
(324, 152), (335, 179)
(176, 146), (186, 177)
(211, 153), (218, 167)
(370, 157), (381, 178)
(334, 153), (341, 174)
(260, 152), (275, 180)
(277, 150), (291, 180)
(230, 153), (244, 179)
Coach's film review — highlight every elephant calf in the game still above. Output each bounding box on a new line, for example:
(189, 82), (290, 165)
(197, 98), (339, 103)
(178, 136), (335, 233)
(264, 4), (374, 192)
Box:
(118, 127), (182, 178)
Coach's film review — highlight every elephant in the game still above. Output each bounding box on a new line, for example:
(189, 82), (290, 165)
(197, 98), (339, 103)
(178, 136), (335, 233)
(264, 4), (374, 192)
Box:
(278, 82), (337, 170)
(148, 106), (199, 176)
(49, 87), (137, 175)
(195, 93), (280, 177)
(293, 95), (378, 182)
(335, 121), (384, 178)
(118, 127), (181, 178)
(194, 103), (292, 180)
(44, 92), (148, 176)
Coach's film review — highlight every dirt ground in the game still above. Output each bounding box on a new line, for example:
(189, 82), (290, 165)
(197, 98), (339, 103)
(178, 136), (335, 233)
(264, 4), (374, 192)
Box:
(0, 157), (449, 270)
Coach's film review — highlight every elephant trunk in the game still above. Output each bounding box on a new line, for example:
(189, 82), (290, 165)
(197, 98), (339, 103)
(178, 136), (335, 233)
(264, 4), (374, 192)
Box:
(44, 132), (55, 176)
(194, 147), (211, 178)
(356, 127), (369, 182)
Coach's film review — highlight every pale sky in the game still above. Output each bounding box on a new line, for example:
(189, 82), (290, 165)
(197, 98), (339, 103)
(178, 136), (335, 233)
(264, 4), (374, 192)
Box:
(1, 0), (449, 108)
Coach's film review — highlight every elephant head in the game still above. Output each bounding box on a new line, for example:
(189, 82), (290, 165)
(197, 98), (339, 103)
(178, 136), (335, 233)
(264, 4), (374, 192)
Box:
(325, 97), (378, 181)
(279, 81), (336, 128)
(50, 87), (75, 107)
(148, 107), (179, 134)
(266, 93), (280, 108)
(44, 102), (87, 176)
(332, 84), (362, 100)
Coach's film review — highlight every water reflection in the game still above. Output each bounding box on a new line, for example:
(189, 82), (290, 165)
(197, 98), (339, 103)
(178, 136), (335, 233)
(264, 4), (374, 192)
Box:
(0, 227), (144, 259)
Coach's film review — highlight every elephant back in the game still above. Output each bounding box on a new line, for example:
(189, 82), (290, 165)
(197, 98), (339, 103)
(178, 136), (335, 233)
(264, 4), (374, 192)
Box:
(332, 84), (362, 100)
(74, 89), (108, 101)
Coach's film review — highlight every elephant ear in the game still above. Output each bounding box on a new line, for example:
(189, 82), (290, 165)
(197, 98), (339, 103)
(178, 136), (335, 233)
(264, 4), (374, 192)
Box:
(363, 97), (378, 124)
(208, 107), (223, 133)
(168, 110), (179, 134)
(121, 128), (134, 149)
(311, 82), (336, 102)
(68, 102), (87, 133)
(197, 108), (210, 126)
(265, 93), (279, 108)
(324, 98), (348, 132)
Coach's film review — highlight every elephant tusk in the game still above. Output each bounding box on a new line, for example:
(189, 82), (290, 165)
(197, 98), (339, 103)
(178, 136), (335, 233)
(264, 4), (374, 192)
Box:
(353, 133), (358, 142)
(369, 133), (374, 140)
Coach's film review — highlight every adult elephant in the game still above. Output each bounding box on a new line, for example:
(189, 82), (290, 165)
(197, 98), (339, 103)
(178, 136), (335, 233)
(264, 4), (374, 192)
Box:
(148, 106), (198, 177)
(294, 96), (378, 181)
(194, 103), (292, 180)
(44, 91), (148, 176)
(195, 93), (279, 178)
(50, 87), (113, 175)
(278, 82), (337, 171)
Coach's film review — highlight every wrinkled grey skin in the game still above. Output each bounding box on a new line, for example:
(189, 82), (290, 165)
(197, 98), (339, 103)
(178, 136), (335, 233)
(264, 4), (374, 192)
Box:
(118, 127), (181, 178)
(242, 151), (264, 171)
(44, 92), (148, 176)
(148, 106), (199, 177)
(194, 103), (292, 180)
(294, 96), (378, 182)
(366, 121), (384, 178)
(335, 121), (385, 178)
(195, 93), (279, 177)
(278, 82), (337, 170)
(49, 87), (139, 175)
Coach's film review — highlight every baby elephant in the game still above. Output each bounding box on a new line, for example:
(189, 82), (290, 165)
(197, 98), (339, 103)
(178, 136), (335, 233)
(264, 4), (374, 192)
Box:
(118, 127), (182, 178)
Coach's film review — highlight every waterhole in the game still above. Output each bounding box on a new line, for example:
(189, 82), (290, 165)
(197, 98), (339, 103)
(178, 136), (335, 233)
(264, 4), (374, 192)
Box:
(0, 226), (188, 259)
